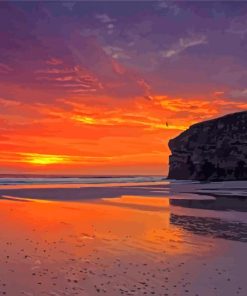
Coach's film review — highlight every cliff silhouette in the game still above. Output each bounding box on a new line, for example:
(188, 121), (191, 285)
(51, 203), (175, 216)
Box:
(168, 111), (247, 181)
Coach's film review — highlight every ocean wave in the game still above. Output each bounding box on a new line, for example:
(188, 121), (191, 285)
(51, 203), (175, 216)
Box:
(0, 175), (166, 186)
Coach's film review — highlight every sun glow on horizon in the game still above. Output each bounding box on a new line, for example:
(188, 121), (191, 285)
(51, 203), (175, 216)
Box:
(21, 153), (71, 165)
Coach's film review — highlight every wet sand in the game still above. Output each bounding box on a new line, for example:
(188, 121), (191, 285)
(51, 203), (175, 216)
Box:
(0, 182), (246, 296)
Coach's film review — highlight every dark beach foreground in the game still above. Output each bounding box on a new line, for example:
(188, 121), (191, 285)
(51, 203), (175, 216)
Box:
(0, 180), (246, 296)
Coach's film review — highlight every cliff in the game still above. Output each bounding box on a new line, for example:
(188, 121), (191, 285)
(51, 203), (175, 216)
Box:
(168, 111), (247, 181)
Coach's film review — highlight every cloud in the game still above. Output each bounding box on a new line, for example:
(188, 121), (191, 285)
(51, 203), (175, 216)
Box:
(70, 104), (186, 131)
(46, 58), (63, 65)
(228, 89), (247, 100)
(35, 59), (104, 94)
(213, 91), (225, 97)
(161, 34), (207, 58)
(137, 79), (152, 98)
(95, 13), (115, 24)
(103, 46), (130, 60)
(227, 16), (247, 38)
(94, 13), (116, 35)
(0, 98), (21, 107)
(151, 95), (247, 122)
(62, 1), (76, 11)
(156, 1), (180, 15)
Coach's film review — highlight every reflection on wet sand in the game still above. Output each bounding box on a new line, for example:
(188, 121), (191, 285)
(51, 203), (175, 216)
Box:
(0, 198), (209, 296)
(0, 182), (247, 295)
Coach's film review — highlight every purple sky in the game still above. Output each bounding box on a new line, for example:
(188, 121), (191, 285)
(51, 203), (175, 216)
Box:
(0, 1), (247, 174)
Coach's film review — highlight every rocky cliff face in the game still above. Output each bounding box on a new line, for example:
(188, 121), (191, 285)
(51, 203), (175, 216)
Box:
(168, 111), (247, 181)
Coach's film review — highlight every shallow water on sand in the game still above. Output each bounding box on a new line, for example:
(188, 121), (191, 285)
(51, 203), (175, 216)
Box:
(0, 182), (246, 296)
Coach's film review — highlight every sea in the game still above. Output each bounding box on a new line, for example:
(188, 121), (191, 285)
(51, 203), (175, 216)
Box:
(0, 174), (166, 186)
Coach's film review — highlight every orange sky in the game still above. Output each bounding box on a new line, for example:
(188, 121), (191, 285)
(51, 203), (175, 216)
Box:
(1, 94), (246, 175)
(1, 2), (247, 175)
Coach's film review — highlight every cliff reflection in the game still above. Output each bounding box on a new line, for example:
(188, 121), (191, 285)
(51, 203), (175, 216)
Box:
(170, 213), (247, 242)
(170, 196), (247, 212)
(170, 196), (247, 242)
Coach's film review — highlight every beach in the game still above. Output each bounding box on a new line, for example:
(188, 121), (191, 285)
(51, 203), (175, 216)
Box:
(0, 179), (246, 296)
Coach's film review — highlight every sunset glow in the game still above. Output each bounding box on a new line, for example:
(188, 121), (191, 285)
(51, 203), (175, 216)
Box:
(0, 1), (246, 175)
(21, 153), (71, 165)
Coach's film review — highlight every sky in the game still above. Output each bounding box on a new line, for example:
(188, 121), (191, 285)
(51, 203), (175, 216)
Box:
(0, 0), (247, 175)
